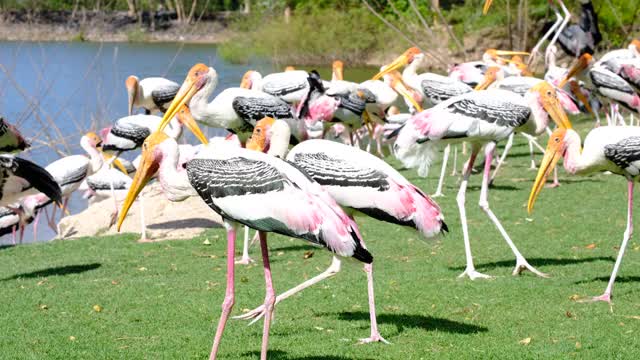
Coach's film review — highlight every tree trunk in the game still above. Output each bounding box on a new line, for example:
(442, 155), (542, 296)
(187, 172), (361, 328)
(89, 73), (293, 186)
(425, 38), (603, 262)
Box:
(187, 0), (197, 24)
(126, 0), (137, 17)
(243, 0), (250, 14)
(284, 6), (291, 24)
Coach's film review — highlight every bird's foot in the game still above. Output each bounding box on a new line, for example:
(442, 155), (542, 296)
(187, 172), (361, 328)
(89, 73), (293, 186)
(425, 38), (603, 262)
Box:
(578, 292), (612, 304)
(431, 192), (444, 198)
(137, 237), (153, 243)
(109, 212), (118, 228)
(513, 258), (549, 278)
(358, 333), (391, 345)
(528, 164), (537, 170)
(234, 256), (255, 265)
(545, 182), (560, 189)
(458, 268), (493, 280)
(233, 304), (266, 325)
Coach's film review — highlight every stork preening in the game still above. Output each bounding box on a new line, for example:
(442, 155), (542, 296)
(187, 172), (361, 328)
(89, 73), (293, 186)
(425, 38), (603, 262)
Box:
(125, 75), (180, 115)
(528, 126), (640, 303)
(392, 81), (571, 279)
(116, 131), (372, 360)
(233, 117), (446, 344)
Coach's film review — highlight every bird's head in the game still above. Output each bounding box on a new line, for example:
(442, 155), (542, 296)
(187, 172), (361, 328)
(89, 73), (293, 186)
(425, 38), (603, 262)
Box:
(125, 75), (139, 116)
(247, 117), (291, 157)
(158, 63), (212, 144)
(528, 128), (571, 214)
(530, 81), (573, 129)
(284, 66), (296, 72)
(631, 39), (640, 51)
(474, 66), (501, 90)
(387, 72), (423, 112)
(83, 131), (102, 149)
(174, 105), (207, 144)
(559, 53), (593, 88)
(371, 47), (422, 80)
(246, 117), (276, 153)
(117, 131), (170, 232)
(332, 60), (344, 81)
(240, 70), (261, 89)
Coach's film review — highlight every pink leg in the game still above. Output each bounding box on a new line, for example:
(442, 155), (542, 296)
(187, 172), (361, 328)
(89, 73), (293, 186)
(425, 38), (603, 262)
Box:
(19, 224), (25, 244)
(587, 181), (634, 304)
(33, 211), (40, 242)
(209, 222), (237, 360)
(359, 249), (389, 343)
(11, 225), (16, 246)
(258, 231), (275, 360)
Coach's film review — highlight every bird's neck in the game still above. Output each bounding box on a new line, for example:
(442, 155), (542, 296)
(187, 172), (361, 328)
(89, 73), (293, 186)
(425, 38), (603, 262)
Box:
(267, 121), (292, 158)
(562, 130), (584, 175)
(158, 145), (194, 202)
(164, 118), (183, 140)
(523, 93), (549, 135)
(189, 76), (220, 124)
(402, 62), (419, 89)
(81, 139), (103, 174)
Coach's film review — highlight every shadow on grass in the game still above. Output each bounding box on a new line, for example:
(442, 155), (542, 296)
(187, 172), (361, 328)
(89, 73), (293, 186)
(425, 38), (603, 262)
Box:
(327, 311), (487, 335)
(147, 218), (221, 230)
(271, 245), (317, 252)
(1, 263), (101, 281)
(449, 256), (614, 271)
(243, 350), (371, 360)
(575, 276), (640, 284)
(0, 244), (15, 251)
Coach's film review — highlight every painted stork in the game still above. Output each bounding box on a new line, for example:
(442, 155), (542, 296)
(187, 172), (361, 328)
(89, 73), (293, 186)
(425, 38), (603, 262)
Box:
(0, 117), (29, 153)
(540, 0), (602, 57)
(42, 132), (105, 229)
(560, 54), (640, 115)
(101, 105), (207, 154)
(240, 69), (314, 105)
(159, 64), (301, 145)
(0, 206), (29, 244)
(233, 117), (446, 343)
(116, 131), (372, 360)
(528, 126), (640, 303)
(393, 82), (572, 279)
(125, 75), (180, 115)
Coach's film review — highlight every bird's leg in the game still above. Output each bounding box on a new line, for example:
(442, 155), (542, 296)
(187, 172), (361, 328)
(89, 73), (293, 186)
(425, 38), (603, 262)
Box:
(489, 133), (514, 186)
(587, 181), (634, 304)
(433, 144), (450, 197)
(528, 138), (536, 169)
(11, 225), (16, 246)
(47, 202), (58, 232)
(532, 10), (562, 67)
(480, 142), (549, 278)
(109, 175), (118, 227)
(258, 231), (275, 360)
(235, 226), (254, 265)
(234, 256), (342, 323)
(457, 144), (492, 280)
(451, 146), (458, 176)
(209, 222), (237, 360)
(358, 238), (389, 344)
(19, 223), (25, 244)
(33, 211), (40, 242)
(60, 198), (69, 218)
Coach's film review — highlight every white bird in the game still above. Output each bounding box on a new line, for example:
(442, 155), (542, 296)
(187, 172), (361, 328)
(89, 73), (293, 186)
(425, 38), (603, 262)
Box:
(160, 64), (302, 145)
(240, 69), (314, 105)
(393, 82), (572, 279)
(528, 126), (640, 303)
(116, 131), (373, 360)
(0, 155), (62, 208)
(234, 117), (446, 344)
(125, 75), (180, 115)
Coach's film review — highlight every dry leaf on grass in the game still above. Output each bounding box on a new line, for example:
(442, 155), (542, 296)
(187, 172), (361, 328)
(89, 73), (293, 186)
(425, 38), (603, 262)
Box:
(519, 337), (532, 345)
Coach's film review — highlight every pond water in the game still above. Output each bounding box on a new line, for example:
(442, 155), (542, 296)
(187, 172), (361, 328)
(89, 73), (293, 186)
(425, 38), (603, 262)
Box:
(0, 41), (377, 243)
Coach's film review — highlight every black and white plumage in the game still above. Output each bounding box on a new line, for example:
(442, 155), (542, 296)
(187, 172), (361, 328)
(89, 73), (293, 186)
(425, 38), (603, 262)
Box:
(101, 114), (183, 153)
(126, 75), (180, 115)
(0, 155), (62, 207)
(542, 0), (601, 57)
(241, 70), (314, 104)
(0, 117), (29, 154)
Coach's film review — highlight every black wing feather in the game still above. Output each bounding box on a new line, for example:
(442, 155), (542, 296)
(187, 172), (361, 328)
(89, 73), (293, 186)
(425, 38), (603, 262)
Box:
(604, 137), (640, 176)
(446, 98), (530, 128)
(232, 96), (295, 126)
(7, 156), (62, 205)
(293, 152), (389, 191)
(151, 84), (180, 111)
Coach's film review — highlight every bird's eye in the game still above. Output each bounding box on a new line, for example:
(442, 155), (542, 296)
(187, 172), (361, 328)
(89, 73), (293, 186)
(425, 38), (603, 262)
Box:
(256, 128), (261, 134)
(547, 91), (552, 96)
(554, 137), (560, 143)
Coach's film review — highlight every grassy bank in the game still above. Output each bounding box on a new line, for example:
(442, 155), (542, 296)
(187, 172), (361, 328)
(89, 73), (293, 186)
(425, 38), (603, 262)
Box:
(2, 119), (640, 358)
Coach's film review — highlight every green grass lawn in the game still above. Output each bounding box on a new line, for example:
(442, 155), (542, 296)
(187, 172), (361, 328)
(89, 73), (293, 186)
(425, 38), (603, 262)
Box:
(2, 121), (640, 359)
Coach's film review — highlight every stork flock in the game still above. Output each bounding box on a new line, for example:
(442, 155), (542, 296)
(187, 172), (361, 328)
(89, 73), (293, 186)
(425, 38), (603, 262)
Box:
(2, 0), (640, 359)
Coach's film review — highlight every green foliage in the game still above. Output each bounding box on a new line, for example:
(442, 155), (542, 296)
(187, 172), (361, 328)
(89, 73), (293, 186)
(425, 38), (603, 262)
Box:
(1, 119), (640, 358)
(126, 28), (147, 42)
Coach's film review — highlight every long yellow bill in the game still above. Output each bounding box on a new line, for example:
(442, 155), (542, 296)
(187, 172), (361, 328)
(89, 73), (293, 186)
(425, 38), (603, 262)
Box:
(527, 130), (566, 214)
(158, 64), (209, 145)
(116, 132), (168, 231)
(569, 80), (594, 115)
(371, 47), (421, 81)
(558, 54), (592, 88)
(474, 67), (500, 90)
(533, 82), (573, 130)
(483, 0), (493, 15)
(388, 75), (423, 112)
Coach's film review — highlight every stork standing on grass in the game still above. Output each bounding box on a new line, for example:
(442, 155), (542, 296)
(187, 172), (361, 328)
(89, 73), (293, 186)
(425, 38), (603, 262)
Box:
(528, 126), (640, 303)
(233, 117), (446, 344)
(116, 131), (373, 360)
(385, 81), (572, 279)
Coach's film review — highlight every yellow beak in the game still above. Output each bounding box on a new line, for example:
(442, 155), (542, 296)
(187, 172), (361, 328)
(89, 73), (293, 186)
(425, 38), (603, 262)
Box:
(372, 55), (409, 81)
(527, 141), (563, 214)
(158, 78), (208, 145)
(116, 148), (158, 231)
(391, 80), (423, 112)
(101, 152), (128, 174)
(559, 56), (590, 88)
(542, 95), (573, 130)
(179, 109), (208, 145)
(483, 0), (493, 15)
(474, 71), (496, 90)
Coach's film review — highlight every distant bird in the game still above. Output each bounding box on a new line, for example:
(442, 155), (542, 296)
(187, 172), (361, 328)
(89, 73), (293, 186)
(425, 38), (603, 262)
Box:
(235, 117), (446, 344)
(125, 75), (180, 115)
(240, 69), (315, 106)
(0, 117), (29, 153)
(393, 82), (571, 279)
(116, 131), (372, 360)
(43, 132), (105, 229)
(0, 155), (62, 208)
(18, 193), (52, 242)
(540, 0), (602, 57)
(159, 64), (301, 145)
(528, 126), (640, 303)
